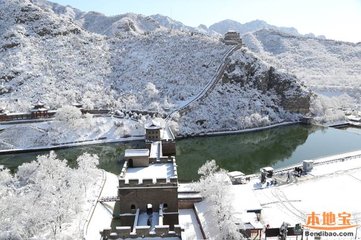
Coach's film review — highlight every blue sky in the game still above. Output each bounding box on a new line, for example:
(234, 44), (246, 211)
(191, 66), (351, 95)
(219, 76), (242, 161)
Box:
(50, 0), (361, 43)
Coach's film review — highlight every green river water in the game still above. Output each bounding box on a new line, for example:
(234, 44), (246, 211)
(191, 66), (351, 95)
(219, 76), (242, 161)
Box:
(1, 124), (361, 182)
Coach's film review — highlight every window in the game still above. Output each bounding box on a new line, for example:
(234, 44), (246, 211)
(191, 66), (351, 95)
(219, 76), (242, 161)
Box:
(131, 204), (136, 213)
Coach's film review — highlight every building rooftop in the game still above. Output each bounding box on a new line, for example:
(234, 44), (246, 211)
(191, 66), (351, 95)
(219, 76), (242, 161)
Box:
(230, 184), (262, 213)
(161, 127), (174, 141)
(33, 102), (46, 108)
(124, 149), (149, 158)
(149, 141), (162, 160)
(125, 163), (175, 180)
(145, 120), (161, 130)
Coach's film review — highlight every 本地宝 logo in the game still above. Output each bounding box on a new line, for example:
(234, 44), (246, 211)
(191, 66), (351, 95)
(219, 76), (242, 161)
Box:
(303, 211), (358, 239)
(305, 211), (357, 230)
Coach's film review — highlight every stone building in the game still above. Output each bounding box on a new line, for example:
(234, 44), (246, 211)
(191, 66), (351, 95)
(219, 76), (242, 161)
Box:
(0, 107), (7, 121)
(30, 102), (49, 119)
(124, 149), (150, 167)
(145, 121), (162, 141)
(145, 120), (176, 157)
(100, 123), (181, 239)
(223, 31), (242, 45)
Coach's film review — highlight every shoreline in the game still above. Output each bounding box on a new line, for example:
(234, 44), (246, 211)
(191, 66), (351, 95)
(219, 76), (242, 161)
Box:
(176, 121), (299, 139)
(0, 121), (299, 154)
(1, 119), (358, 155)
(0, 136), (144, 155)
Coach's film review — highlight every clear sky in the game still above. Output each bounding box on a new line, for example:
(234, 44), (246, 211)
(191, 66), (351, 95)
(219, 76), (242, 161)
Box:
(49, 0), (361, 43)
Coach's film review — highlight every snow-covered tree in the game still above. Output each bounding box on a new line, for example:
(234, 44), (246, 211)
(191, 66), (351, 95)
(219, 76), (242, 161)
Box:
(195, 160), (244, 240)
(0, 151), (102, 239)
(55, 105), (82, 126)
(76, 153), (99, 194)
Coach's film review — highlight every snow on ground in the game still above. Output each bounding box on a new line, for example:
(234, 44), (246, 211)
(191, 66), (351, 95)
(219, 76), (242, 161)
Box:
(179, 209), (204, 240)
(193, 152), (361, 239)
(0, 117), (144, 150)
(178, 48), (309, 135)
(194, 201), (219, 240)
(61, 169), (104, 239)
(248, 152), (361, 232)
(85, 171), (118, 240)
(0, 0), (231, 113)
(125, 163), (174, 180)
(242, 29), (361, 115)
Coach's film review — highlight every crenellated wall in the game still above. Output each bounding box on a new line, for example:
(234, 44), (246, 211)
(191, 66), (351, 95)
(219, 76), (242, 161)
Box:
(100, 224), (182, 239)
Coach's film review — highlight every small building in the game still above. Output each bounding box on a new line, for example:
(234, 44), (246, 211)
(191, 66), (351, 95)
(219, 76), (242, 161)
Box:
(0, 107), (8, 121)
(145, 120), (176, 156)
(72, 102), (83, 109)
(31, 102), (49, 119)
(101, 122), (181, 239)
(223, 31), (242, 45)
(124, 149), (150, 167)
(228, 171), (246, 184)
(260, 167), (274, 183)
(303, 160), (314, 173)
(145, 120), (162, 141)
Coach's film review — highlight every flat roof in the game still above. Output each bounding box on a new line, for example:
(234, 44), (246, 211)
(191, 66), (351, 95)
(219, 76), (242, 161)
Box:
(124, 149), (149, 157)
(230, 184), (262, 213)
(228, 171), (245, 178)
(125, 163), (174, 180)
(149, 141), (162, 159)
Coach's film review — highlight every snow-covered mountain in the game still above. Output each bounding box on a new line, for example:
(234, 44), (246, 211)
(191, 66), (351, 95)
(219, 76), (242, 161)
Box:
(179, 48), (310, 134)
(31, 0), (217, 36)
(242, 29), (361, 113)
(0, 0), (312, 133)
(209, 19), (300, 36)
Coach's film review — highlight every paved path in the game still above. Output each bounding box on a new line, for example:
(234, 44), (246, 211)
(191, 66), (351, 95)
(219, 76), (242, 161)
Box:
(84, 172), (118, 240)
(166, 44), (242, 123)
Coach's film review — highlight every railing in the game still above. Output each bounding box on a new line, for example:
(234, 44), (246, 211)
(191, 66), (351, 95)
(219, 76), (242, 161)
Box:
(165, 44), (242, 123)
(82, 169), (107, 240)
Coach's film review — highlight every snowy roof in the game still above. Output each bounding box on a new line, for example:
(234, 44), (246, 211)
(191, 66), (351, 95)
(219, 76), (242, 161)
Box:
(72, 102), (83, 108)
(33, 102), (45, 108)
(229, 185), (262, 213)
(145, 120), (161, 130)
(260, 167), (274, 172)
(228, 171), (245, 178)
(30, 108), (48, 112)
(149, 141), (162, 159)
(179, 209), (204, 240)
(124, 149), (149, 157)
(252, 152), (361, 228)
(125, 163), (175, 179)
(161, 126), (175, 141)
(6, 112), (28, 116)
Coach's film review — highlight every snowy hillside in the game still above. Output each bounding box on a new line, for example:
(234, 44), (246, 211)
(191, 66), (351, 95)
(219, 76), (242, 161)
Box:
(178, 49), (311, 134)
(0, 0), (231, 113)
(242, 29), (361, 110)
(0, 0), (314, 135)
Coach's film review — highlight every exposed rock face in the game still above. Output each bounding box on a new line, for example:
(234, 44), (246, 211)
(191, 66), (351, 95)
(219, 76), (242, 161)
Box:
(178, 49), (311, 135)
(222, 50), (311, 114)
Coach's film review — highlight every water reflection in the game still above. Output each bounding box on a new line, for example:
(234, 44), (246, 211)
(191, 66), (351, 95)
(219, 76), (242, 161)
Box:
(0, 141), (145, 174)
(176, 124), (316, 182)
(1, 125), (361, 182)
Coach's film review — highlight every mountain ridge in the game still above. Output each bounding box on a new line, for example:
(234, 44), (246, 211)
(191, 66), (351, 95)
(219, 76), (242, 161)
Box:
(0, 0), (312, 134)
